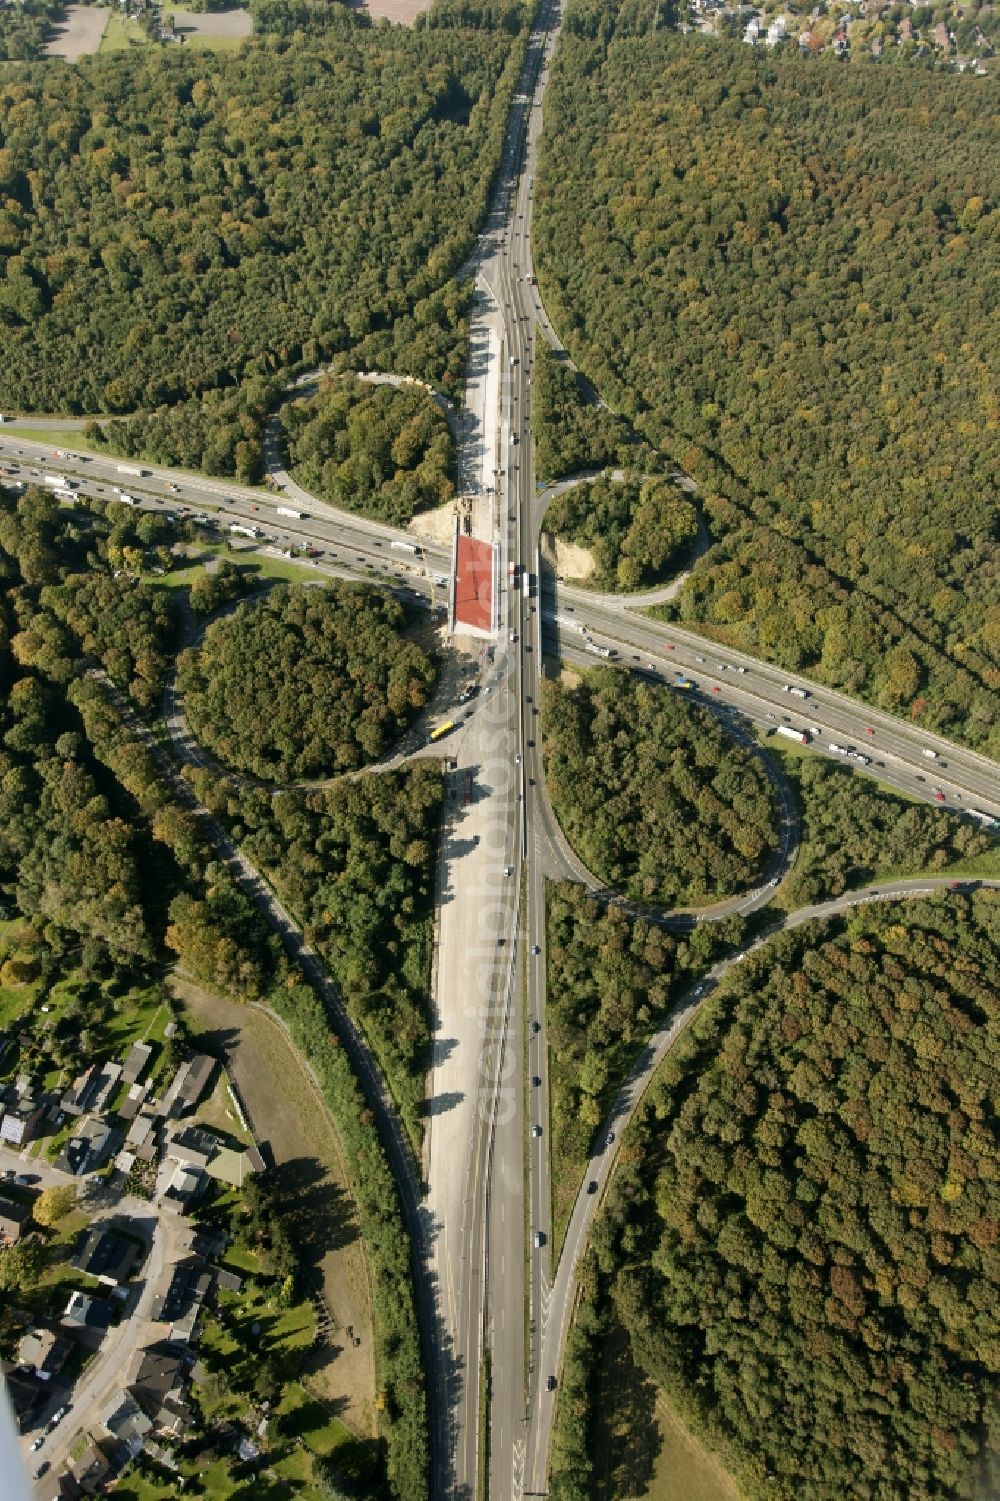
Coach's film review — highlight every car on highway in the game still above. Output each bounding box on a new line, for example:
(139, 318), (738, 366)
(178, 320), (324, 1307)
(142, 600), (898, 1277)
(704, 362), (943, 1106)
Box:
(546, 1376), (557, 1391)
(604, 1132), (615, 1149)
(533, 1231), (545, 1248)
(34, 1463), (50, 1480)
(933, 789), (946, 801)
(532, 1124), (542, 1138)
(587, 1181), (598, 1195)
(531, 1021), (540, 1035)
(30, 1437), (43, 1452)
(532, 1076), (541, 1087)
(531, 943), (540, 955)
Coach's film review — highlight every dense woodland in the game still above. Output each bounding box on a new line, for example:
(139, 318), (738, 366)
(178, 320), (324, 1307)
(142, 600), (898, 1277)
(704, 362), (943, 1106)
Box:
(545, 472), (699, 591)
(534, 346), (647, 483)
(535, 3), (1000, 752)
(0, 0), (58, 60)
(545, 881), (742, 1242)
(544, 668), (778, 905)
(186, 762), (442, 1152)
(0, 484), (428, 1501)
(0, 8), (524, 418)
(83, 382), (276, 485)
(553, 894), (1000, 1501)
(772, 746), (993, 907)
(177, 582), (436, 781)
(284, 377), (457, 525)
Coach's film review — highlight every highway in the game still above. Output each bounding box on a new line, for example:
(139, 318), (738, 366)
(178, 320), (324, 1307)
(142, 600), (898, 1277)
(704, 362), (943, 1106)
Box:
(520, 873), (1000, 1496)
(5, 6), (1000, 1490)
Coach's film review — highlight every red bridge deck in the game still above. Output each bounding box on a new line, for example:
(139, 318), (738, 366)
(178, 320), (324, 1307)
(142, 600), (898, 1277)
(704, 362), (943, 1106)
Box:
(454, 535), (494, 633)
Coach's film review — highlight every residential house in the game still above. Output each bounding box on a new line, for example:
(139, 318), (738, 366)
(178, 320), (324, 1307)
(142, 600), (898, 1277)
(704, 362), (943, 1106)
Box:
(121, 1041), (153, 1085)
(156, 1054), (215, 1120)
(129, 1342), (193, 1435)
(0, 1194), (31, 1245)
(69, 1438), (114, 1494)
(102, 1392), (153, 1459)
(160, 1162), (206, 1215)
(57, 1116), (116, 1176)
(72, 1226), (142, 1285)
(0, 1098), (43, 1147)
(124, 1108), (158, 1159)
(743, 13), (761, 41)
(18, 1327), (72, 1382)
(151, 1257), (214, 1344)
(932, 20), (952, 48)
(62, 1289), (114, 1335)
(899, 15), (913, 39)
(167, 1124), (263, 1188)
(61, 1060), (122, 1118)
(765, 14), (787, 44)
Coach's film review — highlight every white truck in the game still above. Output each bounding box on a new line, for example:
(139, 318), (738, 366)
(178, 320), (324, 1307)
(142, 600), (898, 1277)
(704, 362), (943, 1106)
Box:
(922, 748), (938, 760)
(776, 725), (810, 745)
(391, 540), (421, 556)
(229, 522), (260, 539)
(118, 493), (139, 506)
(43, 473), (71, 489)
(116, 464), (148, 477)
(276, 506), (304, 520)
(782, 684), (810, 700)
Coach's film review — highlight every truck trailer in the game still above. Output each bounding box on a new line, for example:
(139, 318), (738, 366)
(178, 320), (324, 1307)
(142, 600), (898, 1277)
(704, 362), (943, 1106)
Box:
(776, 725), (810, 745)
(277, 506), (304, 520)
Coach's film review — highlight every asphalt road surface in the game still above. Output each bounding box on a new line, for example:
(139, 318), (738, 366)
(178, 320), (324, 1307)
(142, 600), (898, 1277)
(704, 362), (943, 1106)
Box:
(5, 9), (1000, 1490)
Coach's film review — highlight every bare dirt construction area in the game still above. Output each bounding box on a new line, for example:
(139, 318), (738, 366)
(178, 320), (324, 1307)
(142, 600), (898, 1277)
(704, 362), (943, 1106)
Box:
(409, 496), (460, 549)
(542, 531), (596, 583)
(171, 975), (376, 1436)
(44, 4), (108, 59)
(365, 0), (434, 22)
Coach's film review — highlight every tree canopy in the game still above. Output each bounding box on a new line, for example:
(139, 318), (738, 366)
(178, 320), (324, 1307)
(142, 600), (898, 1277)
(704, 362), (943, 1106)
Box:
(177, 582), (436, 781)
(284, 376), (457, 525)
(601, 892), (1000, 1500)
(0, 11), (523, 411)
(535, 7), (1000, 751)
(544, 667), (778, 905)
(545, 472), (698, 591)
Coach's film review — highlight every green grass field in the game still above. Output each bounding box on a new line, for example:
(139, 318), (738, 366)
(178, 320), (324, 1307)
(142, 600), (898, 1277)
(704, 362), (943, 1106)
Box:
(148, 542), (326, 595)
(594, 1319), (741, 1501)
(98, 14), (250, 54)
(0, 424), (93, 449)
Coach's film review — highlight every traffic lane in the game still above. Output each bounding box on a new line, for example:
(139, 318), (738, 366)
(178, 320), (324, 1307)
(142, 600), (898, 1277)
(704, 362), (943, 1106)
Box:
(545, 618), (1000, 818)
(559, 592), (1000, 796)
(0, 438), (454, 570)
(525, 874), (1000, 1494)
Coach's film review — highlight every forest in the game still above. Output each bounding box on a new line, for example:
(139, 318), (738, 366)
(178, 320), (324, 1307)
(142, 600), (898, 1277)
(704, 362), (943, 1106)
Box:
(533, 346), (646, 483)
(283, 376), (457, 525)
(0, 0), (57, 60)
(561, 894), (1000, 1501)
(82, 382), (276, 486)
(544, 471), (699, 591)
(177, 582), (436, 781)
(543, 667), (778, 905)
(545, 880), (742, 1245)
(0, 485), (428, 1500)
(770, 745), (994, 908)
(535, 3), (1000, 752)
(184, 762), (442, 1153)
(0, 7), (524, 416)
